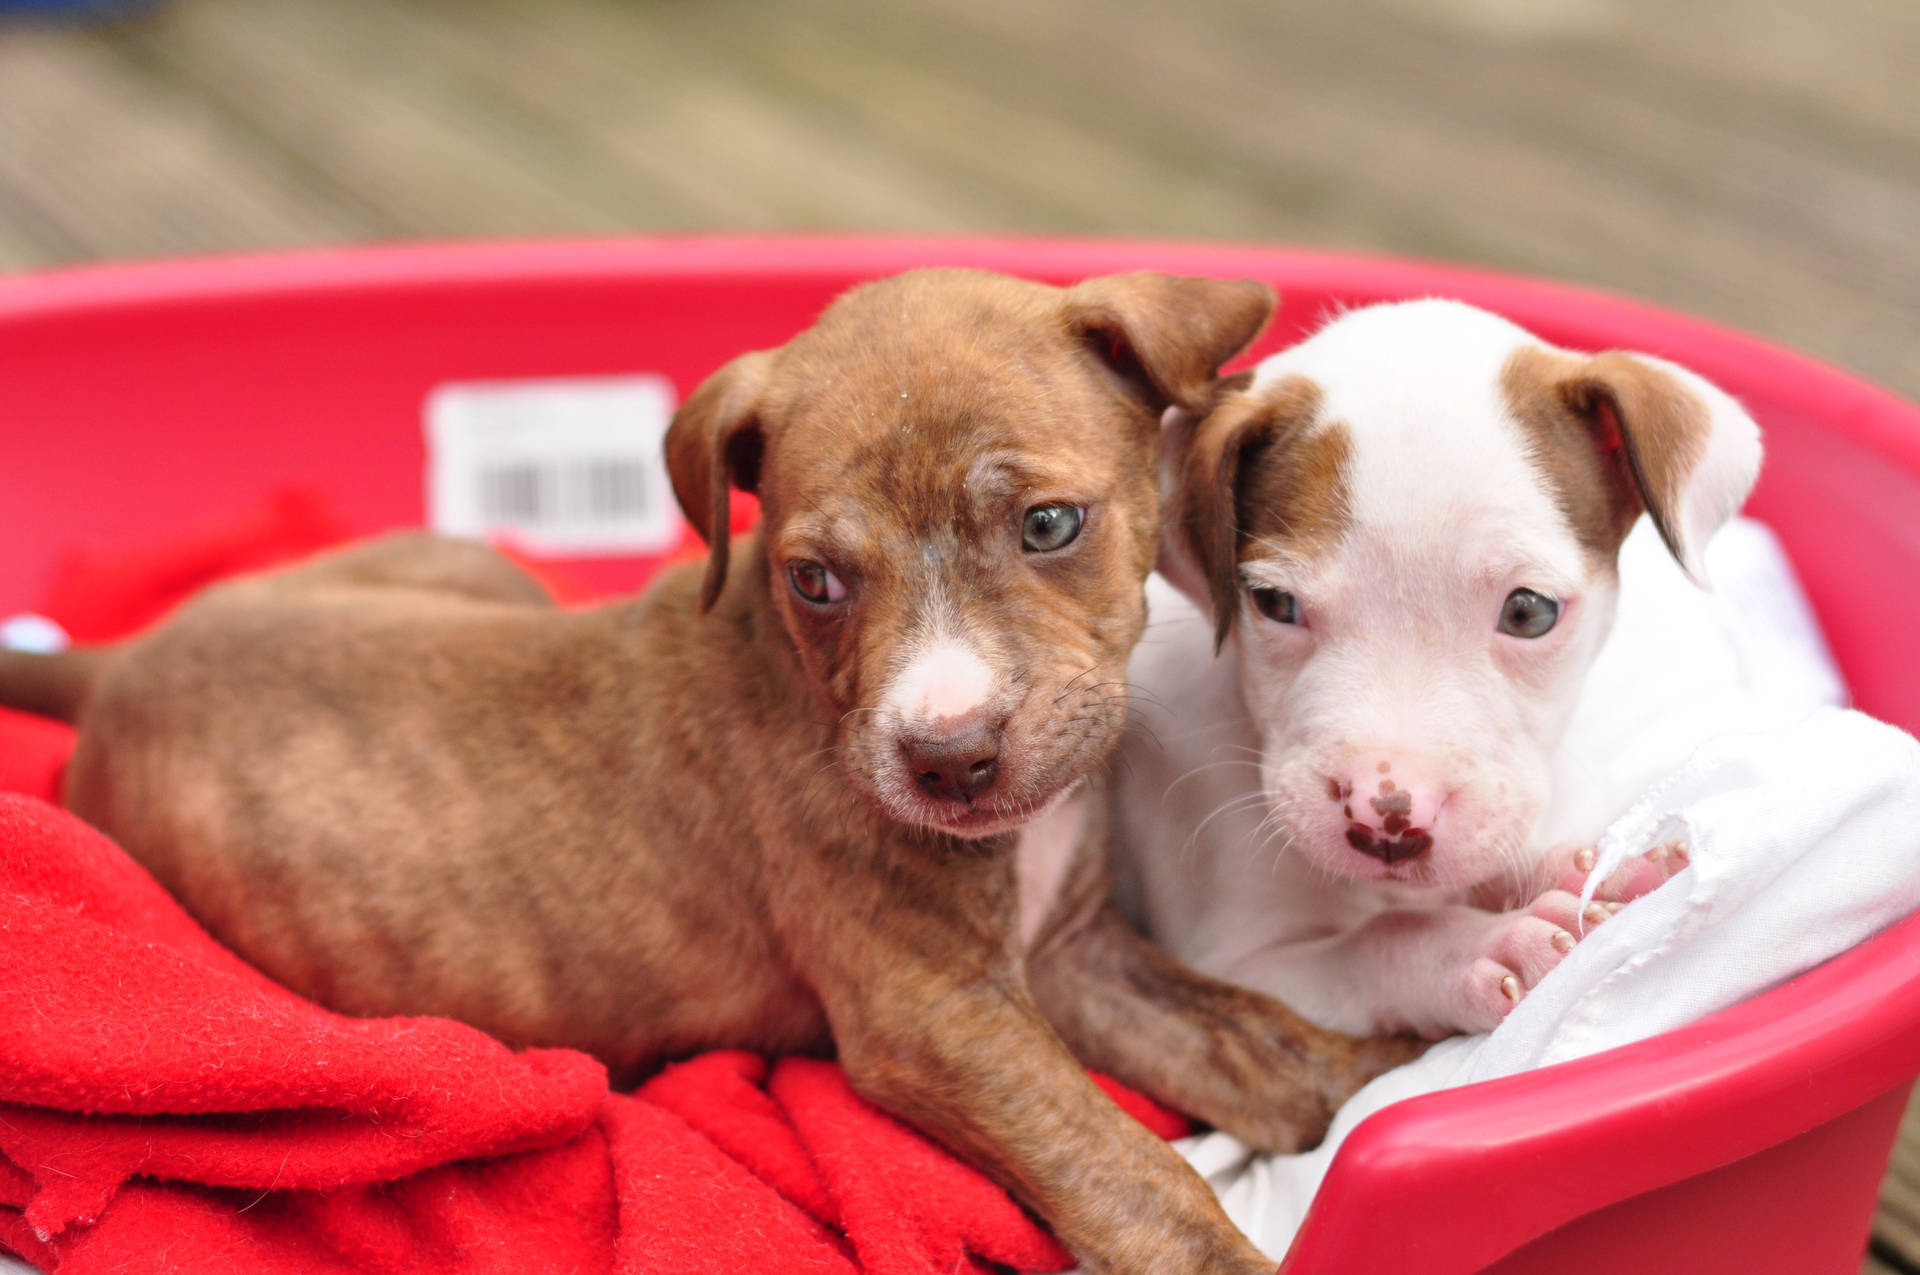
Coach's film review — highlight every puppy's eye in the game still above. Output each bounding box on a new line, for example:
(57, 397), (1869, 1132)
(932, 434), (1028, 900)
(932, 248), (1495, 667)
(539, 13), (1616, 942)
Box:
(1250, 586), (1299, 625)
(788, 560), (847, 606)
(1022, 504), (1084, 553)
(1499, 588), (1561, 638)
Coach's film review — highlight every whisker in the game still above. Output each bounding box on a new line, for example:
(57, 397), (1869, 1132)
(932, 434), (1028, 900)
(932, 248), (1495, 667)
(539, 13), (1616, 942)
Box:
(1164, 755), (1263, 797)
(1187, 791), (1272, 845)
(1052, 665), (1100, 704)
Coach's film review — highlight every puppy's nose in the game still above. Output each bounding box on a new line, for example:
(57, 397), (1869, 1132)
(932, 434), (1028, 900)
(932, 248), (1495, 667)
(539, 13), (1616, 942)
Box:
(1327, 765), (1443, 865)
(902, 720), (1002, 805)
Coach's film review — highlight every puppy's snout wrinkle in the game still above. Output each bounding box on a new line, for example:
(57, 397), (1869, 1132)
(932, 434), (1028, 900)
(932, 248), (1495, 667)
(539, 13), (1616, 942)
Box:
(1329, 761), (1443, 864)
(902, 716), (1003, 804)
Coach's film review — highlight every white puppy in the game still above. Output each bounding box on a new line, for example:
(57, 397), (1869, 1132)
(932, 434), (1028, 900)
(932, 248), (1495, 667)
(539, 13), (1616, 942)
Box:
(1115, 299), (1762, 1039)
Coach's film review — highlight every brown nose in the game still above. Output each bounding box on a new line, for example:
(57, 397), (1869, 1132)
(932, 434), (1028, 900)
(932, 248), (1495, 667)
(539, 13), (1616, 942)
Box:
(1345, 825), (1434, 865)
(902, 721), (1002, 804)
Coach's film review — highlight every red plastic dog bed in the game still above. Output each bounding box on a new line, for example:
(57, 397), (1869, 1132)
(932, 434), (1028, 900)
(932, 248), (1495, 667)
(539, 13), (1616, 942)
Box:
(2, 238), (1918, 1274)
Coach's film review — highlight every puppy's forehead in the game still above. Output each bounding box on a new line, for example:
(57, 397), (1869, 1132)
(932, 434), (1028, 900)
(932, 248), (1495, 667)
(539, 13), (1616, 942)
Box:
(1252, 300), (1581, 568)
(762, 271), (1134, 524)
(771, 269), (1090, 418)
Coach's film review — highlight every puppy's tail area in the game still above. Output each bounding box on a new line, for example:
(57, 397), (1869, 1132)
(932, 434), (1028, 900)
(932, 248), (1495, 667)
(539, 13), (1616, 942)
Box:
(0, 647), (114, 724)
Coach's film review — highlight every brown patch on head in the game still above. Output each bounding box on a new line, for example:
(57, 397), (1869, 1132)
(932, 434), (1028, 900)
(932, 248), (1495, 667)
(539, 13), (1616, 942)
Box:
(1169, 375), (1353, 649)
(1501, 345), (1711, 571)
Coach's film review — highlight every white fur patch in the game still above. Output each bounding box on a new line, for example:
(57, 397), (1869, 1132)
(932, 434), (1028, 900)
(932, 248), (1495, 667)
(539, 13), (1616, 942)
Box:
(885, 639), (995, 724)
(1016, 786), (1089, 949)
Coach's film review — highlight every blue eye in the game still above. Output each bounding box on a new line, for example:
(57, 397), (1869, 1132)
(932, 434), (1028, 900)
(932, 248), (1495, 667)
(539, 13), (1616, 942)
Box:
(1499, 588), (1561, 638)
(1250, 587), (1299, 625)
(1022, 505), (1084, 552)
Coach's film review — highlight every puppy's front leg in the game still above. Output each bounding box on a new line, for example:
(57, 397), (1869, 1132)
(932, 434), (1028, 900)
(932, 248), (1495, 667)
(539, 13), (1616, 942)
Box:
(1027, 899), (1423, 1152)
(1226, 903), (1582, 1039)
(1248, 840), (1698, 1039)
(1024, 792), (1419, 1149)
(785, 839), (1274, 1275)
(827, 963), (1277, 1275)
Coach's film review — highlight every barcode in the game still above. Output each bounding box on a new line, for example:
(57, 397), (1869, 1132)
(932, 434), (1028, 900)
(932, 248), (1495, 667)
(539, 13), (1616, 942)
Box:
(477, 457), (656, 529)
(425, 373), (680, 557)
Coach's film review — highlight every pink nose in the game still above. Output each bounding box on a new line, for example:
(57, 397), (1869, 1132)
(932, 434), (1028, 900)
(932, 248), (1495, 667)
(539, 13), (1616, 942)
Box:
(1327, 765), (1443, 865)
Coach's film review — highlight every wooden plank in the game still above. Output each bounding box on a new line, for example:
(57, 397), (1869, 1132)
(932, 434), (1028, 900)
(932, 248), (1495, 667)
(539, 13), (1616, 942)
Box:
(1393, 0), (1920, 150)
(1874, 1092), (1920, 1268)
(621, 0), (1281, 237)
(384, 0), (983, 230)
(1579, 0), (1920, 148)
(0, 176), (74, 273)
(5, 0), (1915, 399)
(0, 24), (379, 262)
(103, 0), (988, 234)
(96, 0), (649, 236)
(13, 0), (1913, 403)
(355, 0), (1049, 231)
(868, 0), (1920, 399)
(0, 240), (51, 276)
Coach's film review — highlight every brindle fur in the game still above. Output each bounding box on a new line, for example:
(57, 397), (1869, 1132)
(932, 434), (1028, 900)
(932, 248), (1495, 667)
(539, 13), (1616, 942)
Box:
(2, 269), (1416, 1275)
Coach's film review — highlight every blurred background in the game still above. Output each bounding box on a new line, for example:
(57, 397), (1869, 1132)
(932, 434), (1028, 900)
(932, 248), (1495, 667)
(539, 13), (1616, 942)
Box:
(0, 0), (1916, 1270)
(0, 0), (1915, 401)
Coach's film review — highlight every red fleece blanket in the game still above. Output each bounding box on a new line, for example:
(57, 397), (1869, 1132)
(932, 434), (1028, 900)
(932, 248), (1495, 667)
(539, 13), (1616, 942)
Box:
(0, 493), (1189, 1274)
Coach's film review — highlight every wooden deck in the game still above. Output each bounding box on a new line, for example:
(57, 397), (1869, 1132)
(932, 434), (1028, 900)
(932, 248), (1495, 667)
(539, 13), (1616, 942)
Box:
(2, 0), (1918, 1268)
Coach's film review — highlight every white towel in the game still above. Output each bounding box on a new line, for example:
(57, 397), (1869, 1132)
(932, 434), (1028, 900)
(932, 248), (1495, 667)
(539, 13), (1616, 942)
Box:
(1162, 520), (1920, 1259)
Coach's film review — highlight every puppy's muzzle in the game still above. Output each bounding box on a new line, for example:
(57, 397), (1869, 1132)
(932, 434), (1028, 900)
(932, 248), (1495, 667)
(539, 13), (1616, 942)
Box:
(900, 712), (1004, 805)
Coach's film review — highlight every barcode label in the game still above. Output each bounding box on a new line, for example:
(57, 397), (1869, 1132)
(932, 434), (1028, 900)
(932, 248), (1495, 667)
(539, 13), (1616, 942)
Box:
(475, 457), (656, 525)
(425, 375), (680, 556)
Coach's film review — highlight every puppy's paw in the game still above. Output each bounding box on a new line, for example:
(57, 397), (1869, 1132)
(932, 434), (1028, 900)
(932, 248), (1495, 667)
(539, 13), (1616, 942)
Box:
(1545, 839), (1691, 904)
(1453, 890), (1608, 1034)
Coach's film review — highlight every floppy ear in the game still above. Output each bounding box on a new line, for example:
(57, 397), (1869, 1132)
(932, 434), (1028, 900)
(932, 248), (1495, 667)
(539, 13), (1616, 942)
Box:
(1521, 348), (1762, 585)
(665, 350), (773, 613)
(1062, 273), (1276, 415)
(1166, 376), (1324, 651)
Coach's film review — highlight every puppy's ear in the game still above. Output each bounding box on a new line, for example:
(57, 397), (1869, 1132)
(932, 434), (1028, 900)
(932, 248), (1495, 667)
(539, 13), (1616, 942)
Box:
(1167, 377), (1324, 652)
(666, 350), (773, 613)
(1507, 347), (1762, 585)
(1063, 273), (1276, 414)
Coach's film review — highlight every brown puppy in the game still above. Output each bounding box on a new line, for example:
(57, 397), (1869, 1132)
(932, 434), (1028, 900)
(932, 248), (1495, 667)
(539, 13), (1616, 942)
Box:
(0, 269), (1412, 1274)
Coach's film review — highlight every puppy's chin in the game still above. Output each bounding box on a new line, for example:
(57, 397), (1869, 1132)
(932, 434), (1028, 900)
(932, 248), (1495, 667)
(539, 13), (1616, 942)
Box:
(867, 768), (1083, 841)
(843, 684), (1125, 841)
(1293, 836), (1462, 890)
